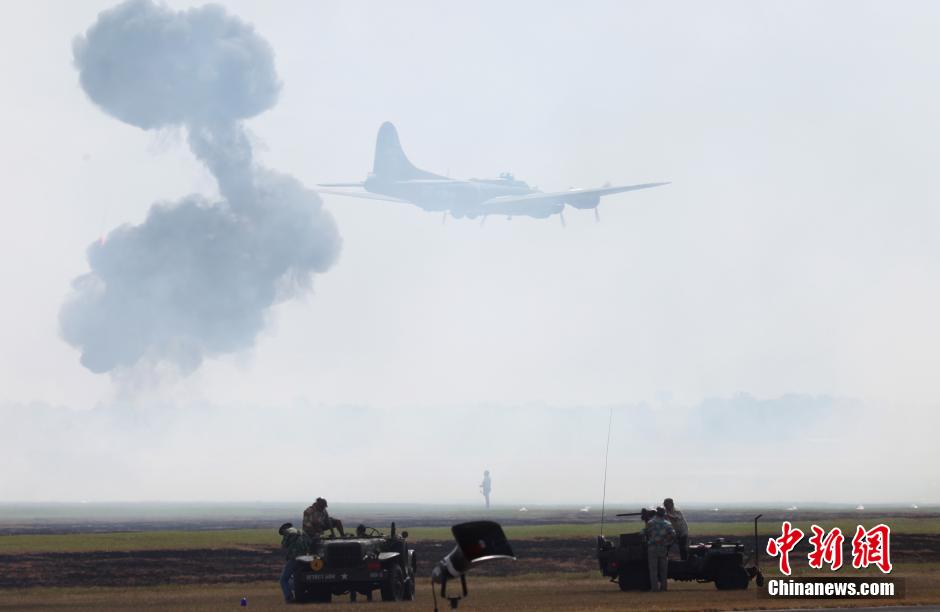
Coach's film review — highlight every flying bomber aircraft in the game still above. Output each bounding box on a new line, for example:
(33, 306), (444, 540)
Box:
(318, 122), (669, 224)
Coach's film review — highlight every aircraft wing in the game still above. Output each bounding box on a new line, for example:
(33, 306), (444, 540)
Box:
(389, 179), (461, 185)
(481, 182), (669, 208)
(316, 188), (411, 204)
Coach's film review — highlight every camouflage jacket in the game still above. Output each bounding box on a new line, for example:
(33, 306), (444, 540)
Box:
(644, 516), (676, 547)
(666, 508), (688, 537)
(303, 505), (333, 537)
(281, 527), (310, 560)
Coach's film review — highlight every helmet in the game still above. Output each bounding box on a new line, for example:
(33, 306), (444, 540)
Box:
(278, 522), (293, 536)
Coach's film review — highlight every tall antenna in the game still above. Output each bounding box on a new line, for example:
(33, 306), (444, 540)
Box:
(599, 406), (614, 536)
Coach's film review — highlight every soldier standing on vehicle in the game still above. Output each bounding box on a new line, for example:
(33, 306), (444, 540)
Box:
(480, 470), (492, 509)
(663, 497), (689, 560)
(303, 497), (345, 539)
(278, 522), (310, 603)
(643, 506), (676, 592)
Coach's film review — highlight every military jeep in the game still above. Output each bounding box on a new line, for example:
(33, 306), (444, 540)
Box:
(596, 510), (764, 591)
(289, 522), (416, 603)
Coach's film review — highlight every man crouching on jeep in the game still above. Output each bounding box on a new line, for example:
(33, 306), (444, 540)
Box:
(303, 497), (345, 539)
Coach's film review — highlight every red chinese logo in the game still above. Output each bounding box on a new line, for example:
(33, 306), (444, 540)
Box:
(766, 521), (804, 575)
(851, 523), (892, 573)
(807, 525), (844, 571)
(769, 522), (892, 575)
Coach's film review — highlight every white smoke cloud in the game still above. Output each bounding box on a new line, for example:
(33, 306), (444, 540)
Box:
(61, 0), (341, 374)
(72, 0), (280, 130)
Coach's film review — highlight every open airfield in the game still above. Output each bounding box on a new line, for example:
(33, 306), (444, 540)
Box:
(0, 503), (938, 610)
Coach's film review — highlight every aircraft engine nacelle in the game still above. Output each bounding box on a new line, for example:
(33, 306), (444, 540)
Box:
(565, 193), (601, 209)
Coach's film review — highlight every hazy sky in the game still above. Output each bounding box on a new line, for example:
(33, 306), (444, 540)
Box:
(1, 1), (938, 504)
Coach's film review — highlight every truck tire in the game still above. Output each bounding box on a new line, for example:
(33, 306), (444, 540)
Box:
(617, 563), (650, 591)
(309, 588), (333, 603)
(381, 564), (406, 601)
(714, 563), (749, 590)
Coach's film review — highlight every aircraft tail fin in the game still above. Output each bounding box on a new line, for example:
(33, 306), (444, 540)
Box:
(373, 122), (442, 181)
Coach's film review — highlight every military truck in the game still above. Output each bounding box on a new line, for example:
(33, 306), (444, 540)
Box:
(288, 522), (416, 603)
(596, 510), (764, 591)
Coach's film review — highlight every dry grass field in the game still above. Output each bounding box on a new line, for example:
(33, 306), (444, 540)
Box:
(1, 509), (937, 610)
(1, 567), (939, 611)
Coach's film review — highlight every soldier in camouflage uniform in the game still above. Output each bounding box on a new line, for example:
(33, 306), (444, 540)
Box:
(643, 507), (676, 591)
(664, 497), (689, 560)
(278, 522), (312, 602)
(303, 497), (345, 539)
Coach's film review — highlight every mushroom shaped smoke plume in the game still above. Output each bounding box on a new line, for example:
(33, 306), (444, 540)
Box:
(61, 0), (341, 374)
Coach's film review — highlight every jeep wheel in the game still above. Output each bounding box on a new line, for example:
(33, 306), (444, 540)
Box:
(714, 564), (750, 590)
(381, 564), (406, 601)
(617, 564), (650, 591)
(309, 588), (332, 603)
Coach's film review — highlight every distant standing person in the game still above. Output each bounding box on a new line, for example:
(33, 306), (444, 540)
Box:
(664, 497), (689, 560)
(643, 507), (676, 592)
(480, 470), (492, 508)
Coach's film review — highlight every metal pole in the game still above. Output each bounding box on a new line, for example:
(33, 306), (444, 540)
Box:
(754, 514), (763, 570)
(599, 406), (614, 536)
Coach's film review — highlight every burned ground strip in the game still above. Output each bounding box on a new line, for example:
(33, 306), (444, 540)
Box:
(0, 539), (589, 588)
(1, 535), (937, 588)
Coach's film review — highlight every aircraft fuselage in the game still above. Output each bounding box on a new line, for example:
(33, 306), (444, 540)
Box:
(364, 175), (560, 219)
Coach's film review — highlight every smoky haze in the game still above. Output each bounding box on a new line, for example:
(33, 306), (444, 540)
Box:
(1, 1), (939, 505)
(60, 0), (340, 374)
(1, 395), (934, 504)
